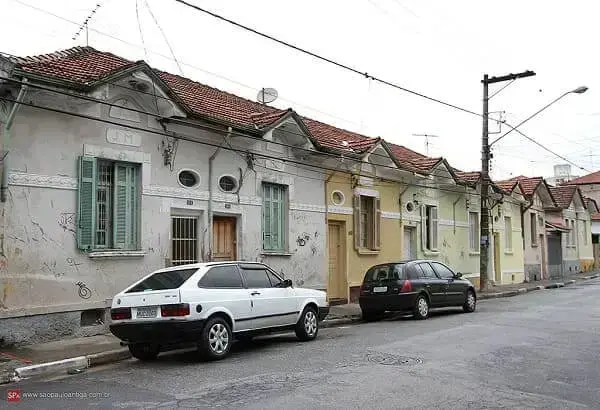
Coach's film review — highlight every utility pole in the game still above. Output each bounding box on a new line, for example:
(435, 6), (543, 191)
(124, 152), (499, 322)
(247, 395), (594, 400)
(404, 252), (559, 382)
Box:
(480, 71), (535, 291)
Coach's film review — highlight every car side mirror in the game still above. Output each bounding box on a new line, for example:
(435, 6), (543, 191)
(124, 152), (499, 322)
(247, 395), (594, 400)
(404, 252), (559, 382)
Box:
(455, 272), (463, 279)
(283, 279), (293, 288)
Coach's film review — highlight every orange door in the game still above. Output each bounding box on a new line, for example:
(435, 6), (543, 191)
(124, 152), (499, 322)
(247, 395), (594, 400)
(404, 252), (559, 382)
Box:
(213, 217), (237, 261)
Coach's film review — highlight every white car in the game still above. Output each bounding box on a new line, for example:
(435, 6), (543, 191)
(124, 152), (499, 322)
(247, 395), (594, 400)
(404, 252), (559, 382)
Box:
(109, 261), (329, 361)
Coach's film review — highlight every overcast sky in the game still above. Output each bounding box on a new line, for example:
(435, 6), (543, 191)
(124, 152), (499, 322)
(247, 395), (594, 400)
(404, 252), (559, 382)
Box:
(3, 0), (600, 181)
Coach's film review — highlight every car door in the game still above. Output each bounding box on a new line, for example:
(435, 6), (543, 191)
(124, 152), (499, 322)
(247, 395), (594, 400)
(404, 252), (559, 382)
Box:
(239, 264), (297, 330)
(416, 262), (447, 307)
(430, 262), (463, 306)
(195, 264), (253, 331)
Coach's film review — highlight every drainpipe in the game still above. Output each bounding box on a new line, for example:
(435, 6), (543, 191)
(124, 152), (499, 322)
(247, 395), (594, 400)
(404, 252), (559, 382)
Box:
(1, 79), (28, 203)
(207, 126), (232, 261)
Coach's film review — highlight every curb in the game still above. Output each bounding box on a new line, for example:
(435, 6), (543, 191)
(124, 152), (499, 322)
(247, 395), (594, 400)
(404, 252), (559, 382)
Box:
(545, 282), (565, 289)
(10, 348), (131, 382)
(14, 356), (88, 379)
(321, 317), (362, 328)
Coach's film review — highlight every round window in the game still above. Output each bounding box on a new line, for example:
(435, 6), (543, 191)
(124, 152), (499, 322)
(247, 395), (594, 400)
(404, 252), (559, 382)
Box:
(331, 190), (345, 206)
(406, 202), (415, 212)
(219, 175), (237, 192)
(178, 170), (199, 188)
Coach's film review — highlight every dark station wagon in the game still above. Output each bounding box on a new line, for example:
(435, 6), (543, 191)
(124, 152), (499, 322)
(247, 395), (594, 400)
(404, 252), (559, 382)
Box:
(358, 260), (477, 321)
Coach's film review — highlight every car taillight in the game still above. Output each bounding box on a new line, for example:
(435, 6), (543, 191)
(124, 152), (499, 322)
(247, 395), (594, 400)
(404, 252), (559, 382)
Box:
(400, 280), (413, 293)
(111, 307), (131, 320)
(161, 303), (190, 317)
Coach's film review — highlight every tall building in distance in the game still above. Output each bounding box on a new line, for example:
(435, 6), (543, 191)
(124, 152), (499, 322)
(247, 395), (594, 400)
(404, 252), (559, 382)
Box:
(547, 164), (580, 186)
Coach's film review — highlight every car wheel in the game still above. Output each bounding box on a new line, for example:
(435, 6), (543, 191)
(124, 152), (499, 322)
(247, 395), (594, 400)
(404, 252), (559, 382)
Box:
(200, 316), (232, 361)
(413, 294), (430, 320)
(361, 309), (384, 322)
(463, 289), (476, 313)
(128, 343), (160, 361)
(295, 306), (319, 341)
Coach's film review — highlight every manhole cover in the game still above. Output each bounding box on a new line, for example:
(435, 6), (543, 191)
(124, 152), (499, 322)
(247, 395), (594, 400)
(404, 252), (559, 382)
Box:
(367, 352), (423, 366)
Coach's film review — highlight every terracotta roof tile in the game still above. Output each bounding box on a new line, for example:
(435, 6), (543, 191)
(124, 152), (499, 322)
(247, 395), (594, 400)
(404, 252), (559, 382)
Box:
(509, 176), (543, 196)
(549, 186), (578, 208)
(495, 179), (519, 193)
(591, 212), (600, 221)
(565, 170), (600, 185)
(455, 171), (481, 184)
(15, 47), (446, 173)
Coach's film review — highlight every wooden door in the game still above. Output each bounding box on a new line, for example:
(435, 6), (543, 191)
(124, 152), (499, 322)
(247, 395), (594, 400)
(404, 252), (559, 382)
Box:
(213, 216), (237, 261)
(328, 222), (347, 300)
(494, 232), (501, 283)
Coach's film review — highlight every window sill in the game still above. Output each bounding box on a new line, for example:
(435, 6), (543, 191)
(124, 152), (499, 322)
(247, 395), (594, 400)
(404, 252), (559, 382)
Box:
(423, 250), (440, 256)
(469, 251), (480, 256)
(531, 244), (538, 248)
(504, 250), (514, 255)
(357, 249), (380, 255)
(261, 251), (293, 257)
(88, 250), (146, 259)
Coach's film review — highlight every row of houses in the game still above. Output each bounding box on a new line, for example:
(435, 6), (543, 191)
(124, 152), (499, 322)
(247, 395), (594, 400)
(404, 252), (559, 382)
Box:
(0, 47), (596, 345)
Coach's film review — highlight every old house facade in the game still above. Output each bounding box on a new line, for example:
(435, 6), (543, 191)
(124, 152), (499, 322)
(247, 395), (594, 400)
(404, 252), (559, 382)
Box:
(547, 185), (593, 276)
(0, 47), (337, 344)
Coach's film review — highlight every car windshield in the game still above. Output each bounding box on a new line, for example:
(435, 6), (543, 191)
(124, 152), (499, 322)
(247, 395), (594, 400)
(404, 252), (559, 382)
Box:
(364, 264), (406, 282)
(125, 268), (197, 293)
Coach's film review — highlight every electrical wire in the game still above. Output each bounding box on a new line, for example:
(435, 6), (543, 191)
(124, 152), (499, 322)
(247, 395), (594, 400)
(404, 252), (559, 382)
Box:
(7, 0), (361, 128)
(143, 0), (184, 76)
(0, 94), (482, 198)
(173, 0), (590, 173)
(175, 0), (484, 119)
(0, 75), (465, 186)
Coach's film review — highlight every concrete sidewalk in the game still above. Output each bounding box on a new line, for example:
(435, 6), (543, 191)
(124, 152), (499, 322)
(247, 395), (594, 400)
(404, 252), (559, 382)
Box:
(1, 271), (597, 384)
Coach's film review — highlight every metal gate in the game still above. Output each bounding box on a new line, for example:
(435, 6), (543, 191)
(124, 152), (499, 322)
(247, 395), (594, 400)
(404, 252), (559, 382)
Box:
(547, 233), (563, 279)
(171, 216), (199, 266)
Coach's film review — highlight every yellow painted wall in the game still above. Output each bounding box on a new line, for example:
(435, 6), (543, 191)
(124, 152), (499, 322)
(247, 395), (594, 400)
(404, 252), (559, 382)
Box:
(489, 199), (525, 284)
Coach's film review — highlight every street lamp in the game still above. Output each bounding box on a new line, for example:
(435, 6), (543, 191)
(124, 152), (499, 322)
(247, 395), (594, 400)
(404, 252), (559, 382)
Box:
(490, 85), (588, 147)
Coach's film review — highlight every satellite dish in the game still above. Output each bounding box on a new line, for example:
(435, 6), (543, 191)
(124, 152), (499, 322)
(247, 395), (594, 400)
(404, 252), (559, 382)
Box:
(257, 88), (278, 104)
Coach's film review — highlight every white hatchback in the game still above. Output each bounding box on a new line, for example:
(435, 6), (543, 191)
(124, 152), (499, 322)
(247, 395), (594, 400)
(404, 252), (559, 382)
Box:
(109, 261), (330, 361)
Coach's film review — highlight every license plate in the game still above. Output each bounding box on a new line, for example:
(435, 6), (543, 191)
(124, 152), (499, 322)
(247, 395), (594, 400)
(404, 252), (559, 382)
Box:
(373, 286), (388, 293)
(136, 306), (157, 318)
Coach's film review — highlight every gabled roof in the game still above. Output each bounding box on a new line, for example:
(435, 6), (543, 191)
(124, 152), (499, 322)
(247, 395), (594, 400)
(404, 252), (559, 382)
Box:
(454, 171), (480, 185)
(565, 170), (600, 185)
(548, 185), (580, 209)
(509, 176), (544, 196)
(386, 142), (444, 174)
(11, 46), (459, 179)
(495, 179), (519, 194)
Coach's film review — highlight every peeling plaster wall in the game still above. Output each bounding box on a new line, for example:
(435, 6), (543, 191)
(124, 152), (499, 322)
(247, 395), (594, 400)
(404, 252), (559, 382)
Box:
(0, 84), (326, 344)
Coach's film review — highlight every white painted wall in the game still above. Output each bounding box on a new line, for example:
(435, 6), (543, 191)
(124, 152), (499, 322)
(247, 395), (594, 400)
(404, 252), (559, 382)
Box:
(0, 79), (327, 318)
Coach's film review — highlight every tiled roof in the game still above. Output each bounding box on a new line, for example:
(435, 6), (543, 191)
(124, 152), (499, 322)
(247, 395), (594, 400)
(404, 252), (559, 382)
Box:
(16, 47), (136, 85)
(495, 179), (519, 193)
(14, 46), (445, 173)
(545, 217), (570, 231)
(454, 171), (480, 184)
(509, 176), (543, 196)
(549, 186), (578, 208)
(565, 170), (600, 185)
(591, 212), (600, 221)
(584, 197), (599, 211)
(387, 143), (442, 172)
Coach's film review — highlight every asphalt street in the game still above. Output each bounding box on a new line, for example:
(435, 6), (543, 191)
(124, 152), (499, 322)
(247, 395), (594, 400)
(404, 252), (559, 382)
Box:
(4, 279), (600, 409)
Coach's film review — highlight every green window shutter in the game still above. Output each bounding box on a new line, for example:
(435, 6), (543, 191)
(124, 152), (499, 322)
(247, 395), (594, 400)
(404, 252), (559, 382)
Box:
(77, 156), (96, 250)
(113, 164), (139, 249)
(262, 183), (285, 251)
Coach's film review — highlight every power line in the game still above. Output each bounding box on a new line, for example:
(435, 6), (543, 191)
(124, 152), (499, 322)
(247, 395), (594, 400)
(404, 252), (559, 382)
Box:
(7, 0), (361, 129)
(174, 1), (590, 173)
(143, 0), (184, 76)
(0, 93), (482, 198)
(0, 75), (465, 185)
(174, 0), (483, 118)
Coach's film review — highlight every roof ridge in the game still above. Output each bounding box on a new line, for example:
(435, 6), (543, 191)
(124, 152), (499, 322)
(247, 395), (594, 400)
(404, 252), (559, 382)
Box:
(16, 46), (97, 64)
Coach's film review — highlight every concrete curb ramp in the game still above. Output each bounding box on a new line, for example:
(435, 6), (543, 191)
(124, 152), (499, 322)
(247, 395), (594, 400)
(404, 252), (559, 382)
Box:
(12, 349), (132, 381)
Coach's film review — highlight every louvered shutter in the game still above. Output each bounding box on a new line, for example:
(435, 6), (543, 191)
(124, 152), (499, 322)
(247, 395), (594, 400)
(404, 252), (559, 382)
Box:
(77, 156), (96, 250)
